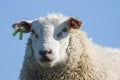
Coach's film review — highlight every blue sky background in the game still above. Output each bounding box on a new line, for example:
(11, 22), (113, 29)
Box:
(0, 0), (120, 80)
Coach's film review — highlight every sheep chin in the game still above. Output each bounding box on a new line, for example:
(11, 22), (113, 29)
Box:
(38, 61), (56, 68)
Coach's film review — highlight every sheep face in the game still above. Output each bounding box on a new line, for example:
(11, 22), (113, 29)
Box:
(12, 14), (82, 68)
(30, 19), (70, 67)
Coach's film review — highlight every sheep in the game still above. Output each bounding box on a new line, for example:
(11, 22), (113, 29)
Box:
(12, 13), (120, 80)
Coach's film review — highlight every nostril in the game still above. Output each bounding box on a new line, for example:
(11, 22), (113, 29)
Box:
(47, 50), (52, 54)
(39, 50), (45, 56)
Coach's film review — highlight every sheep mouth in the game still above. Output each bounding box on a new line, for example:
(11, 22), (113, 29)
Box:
(39, 57), (54, 62)
(38, 59), (55, 67)
(38, 56), (56, 67)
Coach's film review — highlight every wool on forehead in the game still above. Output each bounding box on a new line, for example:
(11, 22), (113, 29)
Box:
(38, 13), (69, 26)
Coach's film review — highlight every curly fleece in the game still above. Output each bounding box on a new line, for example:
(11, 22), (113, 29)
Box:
(19, 28), (120, 80)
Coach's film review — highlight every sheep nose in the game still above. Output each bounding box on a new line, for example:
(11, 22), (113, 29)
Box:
(39, 50), (53, 62)
(39, 50), (52, 55)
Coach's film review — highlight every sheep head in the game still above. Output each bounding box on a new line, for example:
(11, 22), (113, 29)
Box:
(12, 14), (82, 67)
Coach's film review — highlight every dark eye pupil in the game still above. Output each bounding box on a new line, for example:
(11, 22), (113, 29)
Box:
(31, 30), (39, 39)
(62, 28), (67, 32)
(31, 30), (35, 34)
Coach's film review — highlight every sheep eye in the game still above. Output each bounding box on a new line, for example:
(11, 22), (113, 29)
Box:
(31, 30), (35, 34)
(31, 30), (38, 39)
(62, 28), (68, 32)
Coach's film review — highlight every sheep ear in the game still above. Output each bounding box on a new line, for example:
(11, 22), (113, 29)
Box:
(12, 20), (31, 33)
(12, 20), (32, 40)
(68, 17), (82, 29)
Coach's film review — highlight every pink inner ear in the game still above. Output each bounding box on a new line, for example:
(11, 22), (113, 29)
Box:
(13, 24), (20, 30)
(68, 17), (82, 29)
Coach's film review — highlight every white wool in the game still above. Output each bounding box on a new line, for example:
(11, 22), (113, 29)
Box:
(12, 13), (120, 80)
